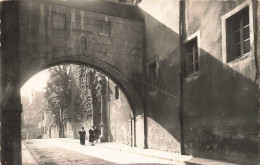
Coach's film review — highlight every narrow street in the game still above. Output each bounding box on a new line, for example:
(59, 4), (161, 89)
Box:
(22, 139), (181, 165)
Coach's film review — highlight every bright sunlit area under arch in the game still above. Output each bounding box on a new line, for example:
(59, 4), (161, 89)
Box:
(20, 64), (169, 165)
(21, 70), (50, 97)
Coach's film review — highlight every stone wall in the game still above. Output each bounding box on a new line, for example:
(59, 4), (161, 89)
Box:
(67, 65), (133, 145)
(257, 2), (260, 155)
(52, 64), (132, 144)
(18, 1), (145, 147)
(19, 1), (143, 84)
(139, 0), (259, 163)
(139, 0), (181, 152)
(68, 65), (95, 140)
(50, 125), (59, 138)
(107, 79), (132, 145)
(182, 0), (258, 163)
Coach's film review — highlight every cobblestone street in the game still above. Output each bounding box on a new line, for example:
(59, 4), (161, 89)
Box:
(22, 139), (181, 165)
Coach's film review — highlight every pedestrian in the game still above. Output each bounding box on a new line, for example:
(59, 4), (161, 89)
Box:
(89, 126), (95, 146)
(79, 127), (86, 145)
(94, 126), (100, 143)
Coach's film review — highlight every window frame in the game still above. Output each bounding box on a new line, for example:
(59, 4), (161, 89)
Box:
(115, 85), (119, 100)
(97, 21), (110, 37)
(146, 56), (158, 86)
(80, 35), (88, 51)
(183, 30), (200, 79)
(221, 0), (254, 64)
(52, 12), (66, 30)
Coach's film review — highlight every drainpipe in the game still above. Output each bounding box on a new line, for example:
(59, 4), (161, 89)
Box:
(107, 78), (110, 142)
(133, 113), (137, 147)
(179, 0), (185, 155)
(252, 0), (259, 151)
(143, 29), (148, 149)
(253, 1), (259, 83)
(130, 114), (133, 147)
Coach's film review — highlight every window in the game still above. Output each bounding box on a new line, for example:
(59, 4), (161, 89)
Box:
(226, 7), (249, 62)
(80, 36), (87, 50)
(53, 13), (66, 30)
(98, 21), (110, 36)
(115, 86), (119, 100)
(222, 0), (253, 63)
(184, 38), (199, 77)
(147, 59), (157, 86)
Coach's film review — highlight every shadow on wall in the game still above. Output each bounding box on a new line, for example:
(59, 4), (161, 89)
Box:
(182, 48), (259, 165)
(107, 80), (132, 145)
(106, 85), (115, 142)
(139, 7), (182, 153)
(139, 6), (259, 165)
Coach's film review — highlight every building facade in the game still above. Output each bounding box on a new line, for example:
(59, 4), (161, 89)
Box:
(0, 0), (259, 164)
(41, 65), (133, 145)
(21, 90), (44, 139)
(139, 0), (259, 164)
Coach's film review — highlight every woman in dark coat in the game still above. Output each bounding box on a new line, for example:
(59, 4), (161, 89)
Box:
(94, 126), (100, 143)
(79, 127), (86, 145)
(89, 126), (95, 145)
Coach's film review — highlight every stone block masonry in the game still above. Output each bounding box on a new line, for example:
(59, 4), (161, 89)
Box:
(19, 1), (144, 80)
(16, 0), (145, 150)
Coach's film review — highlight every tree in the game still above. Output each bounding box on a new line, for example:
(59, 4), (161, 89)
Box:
(41, 64), (105, 137)
(43, 65), (72, 137)
(69, 67), (94, 122)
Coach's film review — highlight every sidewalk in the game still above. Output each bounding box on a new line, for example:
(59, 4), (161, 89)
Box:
(96, 142), (240, 165)
(55, 138), (242, 165)
(22, 142), (38, 165)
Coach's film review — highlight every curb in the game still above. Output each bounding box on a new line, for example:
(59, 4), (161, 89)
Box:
(54, 138), (256, 165)
(54, 138), (187, 164)
(94, 144), (188, 164)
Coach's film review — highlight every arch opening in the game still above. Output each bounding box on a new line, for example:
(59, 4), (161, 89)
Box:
(20, 56), (143, 117)
(21, 63), (139, 147)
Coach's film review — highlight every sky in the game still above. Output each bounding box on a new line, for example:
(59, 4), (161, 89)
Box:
(20, 70), (50, 97)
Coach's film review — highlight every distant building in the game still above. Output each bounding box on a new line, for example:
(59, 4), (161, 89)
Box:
(21, 90), (44, 139)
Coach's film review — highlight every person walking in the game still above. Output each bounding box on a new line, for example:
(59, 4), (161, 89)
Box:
(94, 126), (100, 143)
(89, 126), (95, 146)
(79, 127), (86, 145)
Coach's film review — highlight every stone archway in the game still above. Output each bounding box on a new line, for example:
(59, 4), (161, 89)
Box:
(0, 1), (144, 164)
(1, 55), (145, 165)
(20, 55), (145, 147)
(20, 55), (144, 118)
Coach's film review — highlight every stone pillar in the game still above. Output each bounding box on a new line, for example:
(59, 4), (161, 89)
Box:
(99, 93), (107, 142)
(130, 116), (136, 147)
(135, 114), (145, 148)
(1, 98), (22, 165)
(96, 77), (107, 142)
(0, 1), (22, 165)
